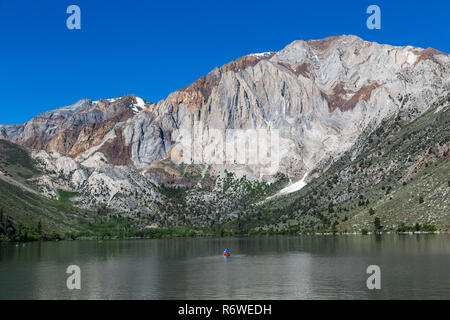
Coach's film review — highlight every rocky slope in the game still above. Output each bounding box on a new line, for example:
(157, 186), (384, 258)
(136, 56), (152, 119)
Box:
(0, 140), (93, 236)
(1, 35), (449, 231)
(258, 95), (450, 233)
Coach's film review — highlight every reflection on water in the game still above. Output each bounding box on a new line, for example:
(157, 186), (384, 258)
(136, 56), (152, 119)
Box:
(0, 235), (449, 299)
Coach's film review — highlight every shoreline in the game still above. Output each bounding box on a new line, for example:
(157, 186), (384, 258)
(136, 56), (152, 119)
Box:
(1, 230), (448, 244)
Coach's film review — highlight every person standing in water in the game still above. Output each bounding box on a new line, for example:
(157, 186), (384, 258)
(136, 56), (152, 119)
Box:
(223, 248), (230, 256)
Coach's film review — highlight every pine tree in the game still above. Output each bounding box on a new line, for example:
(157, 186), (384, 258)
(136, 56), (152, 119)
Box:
(374, 217), (382, 232)
(0, 208), (6, 230)
(0, 207), (3, 233)
(331, 221), (338, 235)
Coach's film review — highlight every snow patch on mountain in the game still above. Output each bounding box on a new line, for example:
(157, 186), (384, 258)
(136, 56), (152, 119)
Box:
(249, 52), (273, 57)
(278, 173), (308, 196)
(131, 97), (146, 113)
(262, 173), (309, 203)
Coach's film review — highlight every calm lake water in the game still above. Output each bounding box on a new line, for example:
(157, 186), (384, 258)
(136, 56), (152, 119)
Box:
(0, 235), (449, 299)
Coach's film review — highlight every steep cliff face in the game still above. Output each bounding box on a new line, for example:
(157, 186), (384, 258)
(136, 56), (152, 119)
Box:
(1, 35), (449, 216)
(0, 95), (152, 157)
(258, 95), (450, 233)
(161, 35), (448, 180)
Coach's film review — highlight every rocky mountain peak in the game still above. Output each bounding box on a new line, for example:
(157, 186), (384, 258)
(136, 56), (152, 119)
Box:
(0, 36), (448, 185)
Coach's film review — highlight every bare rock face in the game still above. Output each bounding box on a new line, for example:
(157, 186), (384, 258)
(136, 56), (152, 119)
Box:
(31, 149), (163, 215)
(1, 35), (449, 214)
(133, 35), (449, 181)
(0, 95), (152, 157)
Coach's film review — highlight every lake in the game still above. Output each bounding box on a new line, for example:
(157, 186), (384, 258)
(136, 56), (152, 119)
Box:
(0, 234), (449, 299)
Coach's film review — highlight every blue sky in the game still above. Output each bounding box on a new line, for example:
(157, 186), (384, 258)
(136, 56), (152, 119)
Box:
(0, 0), (449, 124)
